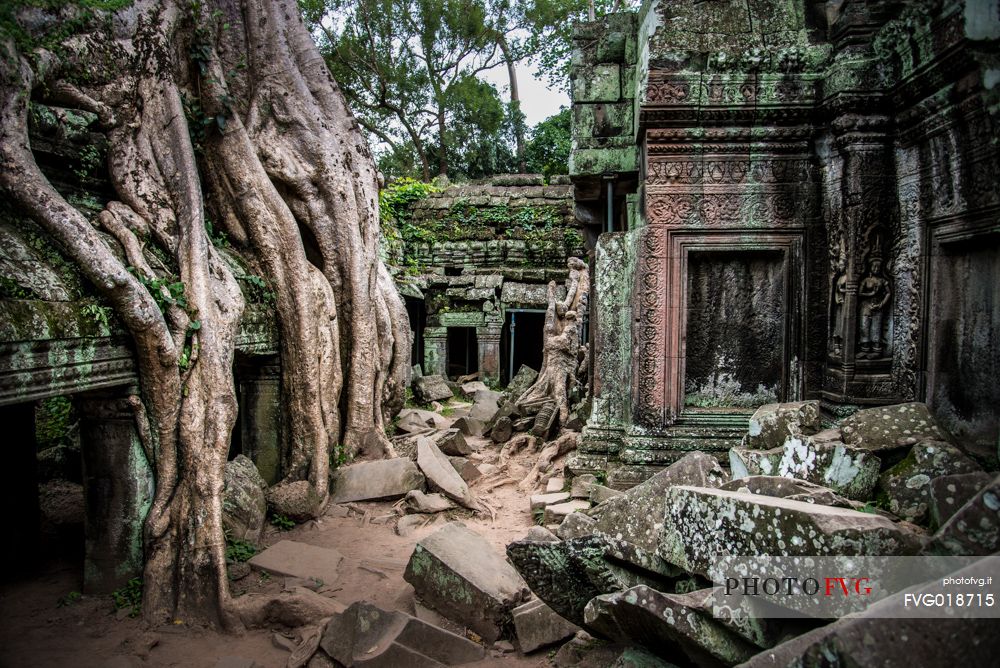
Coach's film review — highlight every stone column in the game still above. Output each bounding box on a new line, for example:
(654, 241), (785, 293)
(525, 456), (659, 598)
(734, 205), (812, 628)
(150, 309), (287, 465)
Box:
(238, 356), (282, 485)
(0, 403), (39, 571)
(476, 323), (502, 385)
(824, 113), (899, 405)
(423, 326), (448, 377)
(78, 388), (154, 594)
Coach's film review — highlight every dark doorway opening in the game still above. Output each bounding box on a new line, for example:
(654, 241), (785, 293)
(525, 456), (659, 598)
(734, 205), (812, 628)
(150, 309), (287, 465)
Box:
(684, 250), (786, 409)
(446, 327), (478, 379)
(501, 310), (546, 386)
(404, 296), (426, 373)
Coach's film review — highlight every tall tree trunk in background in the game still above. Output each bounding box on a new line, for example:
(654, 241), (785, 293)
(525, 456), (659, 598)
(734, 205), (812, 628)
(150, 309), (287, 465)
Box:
(437, 103), (448, 177)
(0, 0), (408, 629)
(498, 36), (526, 174)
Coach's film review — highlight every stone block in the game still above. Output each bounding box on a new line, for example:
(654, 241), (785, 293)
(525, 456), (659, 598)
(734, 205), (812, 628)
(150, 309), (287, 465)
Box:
(740, 559), (1000, 668)
(460, 381), (487, 397)
(657, 487), (923, 576)
(589, 485), (624, 505)
(513, 598), (580, 653)
(448, 456), (482, 483)
(591, 451), (729, 554)
(405, 490), (455, 514)
(530, 491), (571, 513)
(222, 455), (267, 544)
(928, 471), (994, 530)
(546, 477), (566, 493)
(330, 458), (425, 503)
(320, 601), (485, 667)
(413, 375), (454, 403)
(840, 402), (947, 453)
(878, 440), (982, 524)
(403, 522), (530, 643)
(583, 585), (758, 667)
(744, 400), (821, 450)
(777, 437), (881, 500)
(923, 473), (1000, 555)
(571, 474), (598, 499)
(433, 428), (472, 456)
(719, 475), (853, 508)
(397, 408), (449, 432)
(267, 480), (325, 521)
(452, 416), (485, 437)
(556, 511), (597, 540)
(544, 500), (592, 524)
(249, 540), (344, 586)
(506, 534), (673, 628)
(573, 64), (621, 102)
(416, 437), (480, 511)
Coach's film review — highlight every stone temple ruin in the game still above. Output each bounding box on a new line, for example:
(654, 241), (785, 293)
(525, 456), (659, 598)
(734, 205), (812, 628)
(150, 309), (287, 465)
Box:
(2, 1), (1000, 667)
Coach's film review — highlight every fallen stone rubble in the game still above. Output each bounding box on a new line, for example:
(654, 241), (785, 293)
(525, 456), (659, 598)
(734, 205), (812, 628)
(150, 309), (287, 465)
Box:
(277, 397), (998, 667)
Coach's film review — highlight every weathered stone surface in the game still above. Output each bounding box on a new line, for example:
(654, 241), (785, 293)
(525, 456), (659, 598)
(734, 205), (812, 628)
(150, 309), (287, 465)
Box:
(413, 375), (454, 403)
(491, 416), (513, 443)
(266, 480), (324, 522)
(547, 477), (566, 493)
(319, 601), (485, 667)
(657, 487), (923, 576)
(556, 511), (597, 540)
(506, 535), (672, 628)
(571, 474), (598, 499)
(840, 402), (947, 453)
(732, 437), (881, 501)
(720, 475), (853, 508)
(928, 471), (994, 530)
(923, 473), (1000, 556)
(590, 484), (624, 505)
(330, 458), (425, 503)
(506, 365), (539, 404)
(433, 428), (472, 456)
(530, 491), (571, 512)
(513, 598), (580, 653)
(739, 559), (1000, 668)
(460, 381), (487, 397)
(416, 437), (480, 511)
(776, 437), (881, 500)
(523, 526), (560, 542)
(553, 635), (677, 668)
(406, 490), (455, 514)
(591, 451), (729, 554)
(878, 440), (982, 524)
(584, 585), (758, 667)
(404, 522), (530, 643)
(397, 408), (449, 432)
(469, 388), (502, 423)
(222, 454), (267, 543)
(396, 514), (427, 537)
(448, 456), (482, 483)
(744, 401), (820, 450)
(452, 416), (485, 437)
(249, 540), (344, 586)
(545, 500), (592, 524)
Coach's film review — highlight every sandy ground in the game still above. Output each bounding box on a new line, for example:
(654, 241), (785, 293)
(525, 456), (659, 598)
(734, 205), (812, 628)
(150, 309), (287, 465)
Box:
(0, 405), (564, 668)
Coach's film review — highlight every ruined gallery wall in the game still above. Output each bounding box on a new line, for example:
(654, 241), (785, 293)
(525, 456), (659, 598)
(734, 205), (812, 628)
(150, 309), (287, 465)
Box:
(572, 0), (1000, 477)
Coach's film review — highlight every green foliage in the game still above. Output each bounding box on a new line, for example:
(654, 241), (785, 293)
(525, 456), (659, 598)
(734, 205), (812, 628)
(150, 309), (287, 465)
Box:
(380, 178), (439, 226)
(110, 577), (142, 618)
(270, 513), (295, 530)
(36, 396), (77, 451)
(57, 591), (82, 607)
(224, 534), (258, 563)
(205, 219), (229, 248)
(525, 107), (570, 180)
(330, 442), (352, 469)
(81, 302), (112, 330)
(0, 275), (35, 299)
(73, 143), (104, 181)
(238, 274), (275, 304)
(129, 269), (189, 314)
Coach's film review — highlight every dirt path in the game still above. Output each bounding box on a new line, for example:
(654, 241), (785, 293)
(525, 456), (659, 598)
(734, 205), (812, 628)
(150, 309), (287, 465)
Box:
(0, 409), (565, 667)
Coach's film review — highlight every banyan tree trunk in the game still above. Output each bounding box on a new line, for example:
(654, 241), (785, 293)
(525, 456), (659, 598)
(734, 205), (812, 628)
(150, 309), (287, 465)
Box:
(0, 0), (408, 628)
